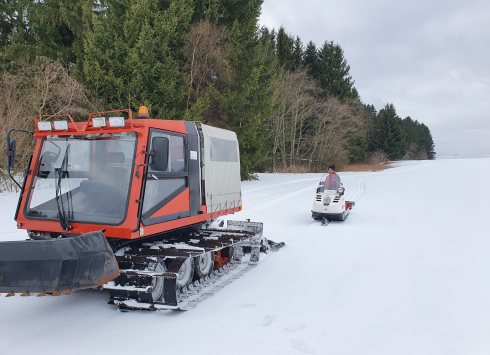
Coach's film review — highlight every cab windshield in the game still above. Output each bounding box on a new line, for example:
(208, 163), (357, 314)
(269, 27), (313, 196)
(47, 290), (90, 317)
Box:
(26, 132), (136, 225)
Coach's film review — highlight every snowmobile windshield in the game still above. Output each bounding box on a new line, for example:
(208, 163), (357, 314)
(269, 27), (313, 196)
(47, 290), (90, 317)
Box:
(25, 132), (137, 225)
(324, 173), (341, 190)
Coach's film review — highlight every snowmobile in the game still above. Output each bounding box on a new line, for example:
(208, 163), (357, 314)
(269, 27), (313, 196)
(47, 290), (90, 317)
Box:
(0, 107), (283, 310)
(311, 174), (355, 226)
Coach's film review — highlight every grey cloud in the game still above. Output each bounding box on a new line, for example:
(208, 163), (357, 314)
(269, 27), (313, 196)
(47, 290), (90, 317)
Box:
(260, 0), (490, 158)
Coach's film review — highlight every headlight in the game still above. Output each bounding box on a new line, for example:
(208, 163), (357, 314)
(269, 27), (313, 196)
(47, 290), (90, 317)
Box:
(53, 121), (68, 131)
(323, 196), (331, 206)
(92, 117), (106, 128)
(109, 116), (125, 127)
(37, 122), (52, 131)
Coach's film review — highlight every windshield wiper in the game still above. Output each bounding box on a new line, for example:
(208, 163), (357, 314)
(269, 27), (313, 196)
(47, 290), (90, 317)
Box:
(55, 144), (72, 231)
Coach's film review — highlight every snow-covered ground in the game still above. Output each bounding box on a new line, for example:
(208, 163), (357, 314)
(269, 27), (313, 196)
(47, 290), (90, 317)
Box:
(1, 158), (490, 354)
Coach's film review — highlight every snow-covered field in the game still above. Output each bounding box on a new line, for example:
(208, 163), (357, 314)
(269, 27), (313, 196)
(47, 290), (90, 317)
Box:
(1, 158), (490, 354)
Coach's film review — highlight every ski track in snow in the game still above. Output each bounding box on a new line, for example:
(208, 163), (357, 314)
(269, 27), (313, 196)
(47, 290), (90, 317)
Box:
(241, 171), (370, 244)
(242, 177), (320, 193)
(345, 178), (366, 204)
(241, 160), (435, 250)
(282, 219), (316, 244)
(244, 183), (319, 214)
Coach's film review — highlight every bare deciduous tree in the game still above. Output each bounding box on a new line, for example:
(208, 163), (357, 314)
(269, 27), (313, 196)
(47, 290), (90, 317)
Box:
(269, 69), (364, 173)
(0, 57), (95, 191)
(269, 69), (318, 170)
(369, 150), (389, 164)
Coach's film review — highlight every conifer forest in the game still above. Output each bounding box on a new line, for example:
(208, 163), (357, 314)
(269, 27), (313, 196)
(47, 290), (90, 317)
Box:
(0, 0), (436, 180)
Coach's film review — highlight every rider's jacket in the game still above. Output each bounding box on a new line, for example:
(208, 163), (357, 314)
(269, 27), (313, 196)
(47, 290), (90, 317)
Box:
(325, 173), (341, 190)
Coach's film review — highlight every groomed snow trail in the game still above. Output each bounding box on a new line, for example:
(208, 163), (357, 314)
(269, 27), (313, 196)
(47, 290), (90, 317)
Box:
(1, 159), (490, 355)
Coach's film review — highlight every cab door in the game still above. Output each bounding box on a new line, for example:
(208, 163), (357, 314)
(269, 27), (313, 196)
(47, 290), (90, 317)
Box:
(140, 129), (189, 226)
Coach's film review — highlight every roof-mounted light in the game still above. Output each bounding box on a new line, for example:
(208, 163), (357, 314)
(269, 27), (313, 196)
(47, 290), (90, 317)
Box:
(92, 117), (106, 128)
(138, 106), (149, 118)
(109, 117), (125, 127)
(53, 121), (68, 131)
(37, 122), (52, 131)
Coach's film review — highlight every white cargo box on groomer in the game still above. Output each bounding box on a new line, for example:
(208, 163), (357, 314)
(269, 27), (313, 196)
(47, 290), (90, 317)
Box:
(199, 123), (242, 214)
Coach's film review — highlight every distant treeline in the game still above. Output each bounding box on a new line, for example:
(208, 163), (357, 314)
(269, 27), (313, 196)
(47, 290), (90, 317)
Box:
(0, 0), (435, 180)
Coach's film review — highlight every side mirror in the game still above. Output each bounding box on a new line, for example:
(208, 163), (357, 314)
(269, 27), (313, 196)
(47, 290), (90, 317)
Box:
(150, 137), (169, 171)
(337, 187), (345, 195)
(6, 138), (17, 171)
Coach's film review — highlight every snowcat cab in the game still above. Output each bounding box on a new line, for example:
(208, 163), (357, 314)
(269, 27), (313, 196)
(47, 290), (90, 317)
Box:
(1, 108), (282, 310)
(311, 173), (355, 226)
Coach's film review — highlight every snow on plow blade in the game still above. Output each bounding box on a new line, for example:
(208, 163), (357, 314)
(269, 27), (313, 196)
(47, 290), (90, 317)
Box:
(0, 231), (119, 295)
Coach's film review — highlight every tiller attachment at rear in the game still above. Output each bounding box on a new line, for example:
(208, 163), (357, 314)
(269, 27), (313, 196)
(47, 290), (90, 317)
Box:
(0, 231), (119, 295)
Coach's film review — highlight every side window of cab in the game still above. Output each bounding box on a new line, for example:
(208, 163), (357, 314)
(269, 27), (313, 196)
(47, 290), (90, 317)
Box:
(142, 130), (188, 218)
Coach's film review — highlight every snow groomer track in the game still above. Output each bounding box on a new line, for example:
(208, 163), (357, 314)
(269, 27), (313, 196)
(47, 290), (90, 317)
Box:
(104, 221), (281, 311)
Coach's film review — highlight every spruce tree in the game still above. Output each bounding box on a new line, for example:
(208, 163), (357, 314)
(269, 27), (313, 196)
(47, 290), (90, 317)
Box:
(316, 40), (358, 100)
(303, 41), (319, 79)
(80, 0), (193, 119)
(0, 0), (20, 47)
(291, 36), (303, 71)
(369, 103), (407, 160)
(400, 116), (436, 159)
(225, 6), (278, 178)
(1, 0), (102, 66)
(419, 124), (436, 159)
(276, 26), (294, 70)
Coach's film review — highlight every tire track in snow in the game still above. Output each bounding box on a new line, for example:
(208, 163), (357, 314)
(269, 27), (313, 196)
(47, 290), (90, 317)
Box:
(244, 175), (364, 243)
(282, 219), (316, 244)
(246, 162), (432, 244)
(244, 183), (318, 213)
(284, 177), (365, 244)
(242, 177), (321, 193)
(241, 179), (319, 243)
(283, 177), (367, 243)
(339, 161), (434, 204)
(345, 178), (366, 204)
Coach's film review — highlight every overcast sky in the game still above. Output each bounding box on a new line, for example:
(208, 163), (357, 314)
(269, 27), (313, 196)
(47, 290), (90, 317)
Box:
(259, 0), (490, 159)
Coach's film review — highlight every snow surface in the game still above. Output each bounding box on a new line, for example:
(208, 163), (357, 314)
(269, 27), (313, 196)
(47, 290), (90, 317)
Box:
(1, 158), (490, 354)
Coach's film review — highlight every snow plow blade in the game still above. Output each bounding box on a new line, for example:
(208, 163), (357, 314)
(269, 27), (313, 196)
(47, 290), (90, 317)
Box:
(0, 231), (119, 295)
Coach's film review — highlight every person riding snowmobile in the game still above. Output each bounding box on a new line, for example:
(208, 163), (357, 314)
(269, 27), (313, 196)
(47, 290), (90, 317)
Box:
(325, 165), (341, 190)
